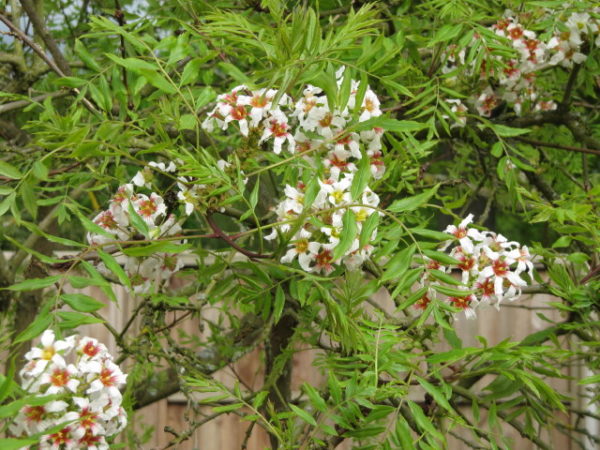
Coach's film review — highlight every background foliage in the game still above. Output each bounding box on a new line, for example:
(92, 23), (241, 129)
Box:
(0, 0), (599, 448)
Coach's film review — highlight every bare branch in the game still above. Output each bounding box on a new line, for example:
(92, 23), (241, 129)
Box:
(0, 12), (100, 115)
(18, 0), (72, 75)
(513, 136), (600, 156)
(0, 91), (68, 115)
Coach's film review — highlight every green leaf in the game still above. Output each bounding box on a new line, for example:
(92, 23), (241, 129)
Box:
(0, 191), (15, 218)
(407, 400), (444, 442)
(78, 213), (114, 239)
(179, 114), (197, 130)
(0, 394), (61, 418)
(32, 161), (48, 180)
(212, 403), (244, 413)
(7, 275), (61, 291)
(579, 374), (600, 385)
(97, 250), (131, 288)
(180, 58), (203, 86)
(423, 249), (460, 266)
(20, 180), (37, 220)
(428, 269), (462, 286)
(388, 185), (439, 213)
(353, 71), (369, 117)
(55, 76), (87, 88)
(249, 176), (260, 211)
(0, 161), (22, 179)
(411, 228), (452, 241)
(351, 153), (371, 201)
(353, 117), (427, 133)
(381, 244), (415, 282)
(61, 293), (105, 312)
(273, 285), (285, 323)
(429, 24), (463, 46)
(122, 241), (189, 257)
(0, 438), (38, 450)
(303, 383), (327, 412)
(416, 376), (456, 415)
(127, 201), (150, 238)
(13, 312), (52, 344)
(57, 311), (104, 329)
(489, 124), (531, 137)
(75, 39), (101, 72)
(432, 284), (474, 297)
(106, 54), (177, 94)
(289, 403), (317, 426)
(359, 211), (379, 248)
(333, 210), (357, 260)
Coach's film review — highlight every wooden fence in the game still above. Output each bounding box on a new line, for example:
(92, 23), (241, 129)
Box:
(67, 280), (597, 450)
(8, 259), (598, 449)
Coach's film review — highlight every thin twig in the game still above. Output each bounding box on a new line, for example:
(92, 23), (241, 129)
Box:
(512, 137), (600, 156)
(206, 213), (271, 259)
(560, 63), (581, 109)
(18, 0), (72, 75)
(0, 91), (68, 115)
(0, 13), (100, 116)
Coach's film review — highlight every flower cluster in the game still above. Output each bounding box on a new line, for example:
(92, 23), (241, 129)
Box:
(87, 171), (186, 294)
(11, 330), (127, 449)
(446, 9), (600, 117)
(204, 69), (385, 273)
(415, 214), (533, 318)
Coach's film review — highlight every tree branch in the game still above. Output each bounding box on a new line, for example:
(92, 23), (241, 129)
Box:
(0, 91), (68, 115)
(206, 213), (271, 259)
(131, 314), (265, 409)
(512, 136), (600, 156)
(0, 12), (100, 115)
(18, 0), (72, 75)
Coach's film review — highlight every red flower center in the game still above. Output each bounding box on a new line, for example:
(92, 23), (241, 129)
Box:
(80, 408), (98, 430)
(449, 296), (472, 309)
(138, 199), (157, 217)
(492, 259), (509, 276)
(477, 278), (495, 297)
(100, 368), (118, 387)
(270, 120), (288, 137)
(509, 26), (524, 40)
(329, 154), (348, 169)
(414, 294), (431, 310)
(315, 250), (333, 267)
(82, 341), (100, 357)
(49, 427), (71, 445)
(24, 406), (45, 423)
(230, 104), (247, 120)
(96, 211), (118, 230)
(79, 431), (102, 446)
(458, 255), (475, 272)
(50, 369), (70, 387)
(250, 95), (269, 108)
(319, 113), (333, 128)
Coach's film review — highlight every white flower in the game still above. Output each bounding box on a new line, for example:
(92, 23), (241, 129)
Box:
(319, 176), (353, 207)
(358, 90), (382, 122)
(478, 255), (526, 304)
(445, 99), (468, 128)
(238, 88), (279, 128)
(449, 293), (479, 319)
(474, 88), (499, 117)
(149, 161), (177, 173)
(260, 109), (295, 154)
(132, 193), (167, 224)
(444, 214), (483, 254)
(281, 230), (318, 271)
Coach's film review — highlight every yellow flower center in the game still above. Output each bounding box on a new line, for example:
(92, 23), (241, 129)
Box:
(42, 347), (55, 360)
(295, 239), (309, 254)
(331, 190), (344, 203)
